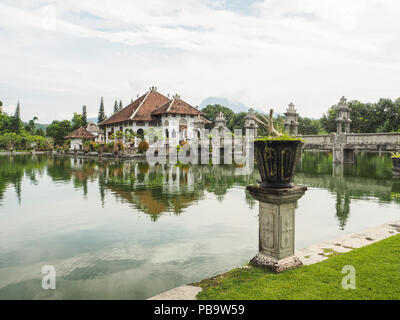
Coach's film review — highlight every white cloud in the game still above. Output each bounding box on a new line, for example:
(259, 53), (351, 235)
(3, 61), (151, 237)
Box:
(2, 104), (16, 115)
(1, 0), (400, 122)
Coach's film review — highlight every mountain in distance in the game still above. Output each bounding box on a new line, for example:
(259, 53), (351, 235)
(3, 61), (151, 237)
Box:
(199, 97), (260, 113)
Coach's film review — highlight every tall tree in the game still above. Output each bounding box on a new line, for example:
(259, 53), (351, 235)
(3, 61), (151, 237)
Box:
(12, 102), (22, 133)
(119, 100), (123, 111)
(71, 113), (83, 131)
(25, 116), (38, 134)
(201, 104), (235, 130)
(46, 120), (72, 144)
(14, 102), (20, 120)
(82, 105), (87, 128)
(113, 100), (119, 114)
(0, 100), (3, 113)
(298, 117), (322, 135)
(98, 97), (106, 124)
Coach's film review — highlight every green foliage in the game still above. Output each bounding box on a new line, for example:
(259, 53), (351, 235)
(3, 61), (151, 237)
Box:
(46, 120), (72, 144)
(123, 129), (136, 143)
(0, 132), (21, 150)
(113, 100), (119, 114)
(71, 113), (83, 131)
(229, 112), (247, 132)
(298, 117), (322, 135)
(83, 140), (91, 152)
(201, 104), (235, 130)
(24, 116), (39, 134)
(98, 97), (106, 124)
(0, 132), (53, 151)
(255, 133), (304, 141)
(0, 112), (17, 133)
(82, 105), (87, 128)
(321, 98), (400, 134)
(10, 102), (23, 134)
(115, 130), (124, 140)
(14, 102), (20, 120)
(36, 128), (45, 136)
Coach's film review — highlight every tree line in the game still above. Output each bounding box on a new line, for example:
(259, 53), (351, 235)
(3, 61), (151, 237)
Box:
(1, 96), (400, 151)
(200, 104), (323, 135)
(201, 97), (400, 136)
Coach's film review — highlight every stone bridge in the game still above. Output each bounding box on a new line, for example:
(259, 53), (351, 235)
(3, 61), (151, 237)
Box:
(281, 96), (400, 163)
(300, 132), (400, 163)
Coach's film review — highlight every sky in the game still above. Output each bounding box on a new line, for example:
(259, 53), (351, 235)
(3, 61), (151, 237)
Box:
(1, 0), (400, 123)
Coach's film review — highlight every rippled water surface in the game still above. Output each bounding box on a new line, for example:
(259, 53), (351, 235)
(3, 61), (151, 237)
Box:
(0, 152), (399, 299)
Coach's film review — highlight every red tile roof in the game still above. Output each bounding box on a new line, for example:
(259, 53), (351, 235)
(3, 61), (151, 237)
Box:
(99, 90), (169, 126)
(99, 90), (211, 126)
(152, 97), (204, 116)
(65, 127), (96, 139)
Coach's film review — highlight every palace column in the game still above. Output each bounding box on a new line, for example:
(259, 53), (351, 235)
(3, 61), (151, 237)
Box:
(246, 185), (307, 272)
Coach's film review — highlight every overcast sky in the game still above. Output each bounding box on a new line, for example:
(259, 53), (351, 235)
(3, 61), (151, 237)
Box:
(1, 0), (400, 122)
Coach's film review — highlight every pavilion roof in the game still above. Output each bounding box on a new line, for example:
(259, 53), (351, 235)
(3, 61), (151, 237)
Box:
(65, 127), (96, 139)
(99, 89), (169, 126)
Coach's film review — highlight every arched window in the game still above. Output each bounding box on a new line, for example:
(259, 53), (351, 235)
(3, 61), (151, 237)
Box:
(165, 128), (169, 138)
(179, 119), (188, 139)
(137, 128), (144, 139)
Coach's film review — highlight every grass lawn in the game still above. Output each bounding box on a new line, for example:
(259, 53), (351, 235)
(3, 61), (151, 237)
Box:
(196, 234), (400, 300)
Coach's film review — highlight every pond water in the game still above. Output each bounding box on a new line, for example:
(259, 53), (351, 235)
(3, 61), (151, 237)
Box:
(0, 152), (399, 299)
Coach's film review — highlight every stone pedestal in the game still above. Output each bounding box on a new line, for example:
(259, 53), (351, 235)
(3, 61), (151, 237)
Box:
(246, 185), (307, 272)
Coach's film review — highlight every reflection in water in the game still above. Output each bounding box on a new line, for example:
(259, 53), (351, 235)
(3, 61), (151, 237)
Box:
(296, 152), (400, 229)
(0, 152), (399, 299)
(0, 155), (257, 219)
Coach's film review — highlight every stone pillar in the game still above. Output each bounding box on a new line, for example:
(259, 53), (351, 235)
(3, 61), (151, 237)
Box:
(337, 122), (342, 135)
(246, 185), (307, 272)
(293, 124), (298, 136)
(345, 122), (351, 134)
(333, 146), (343, 163)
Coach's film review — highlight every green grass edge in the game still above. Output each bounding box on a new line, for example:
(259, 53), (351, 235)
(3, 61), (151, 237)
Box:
(194, 233), (400, 300)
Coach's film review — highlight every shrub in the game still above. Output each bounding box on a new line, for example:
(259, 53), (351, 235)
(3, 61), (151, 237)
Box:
(116, 141), (124, 151)
(138, 141), (149, 154)
(83, 141), (91, 152)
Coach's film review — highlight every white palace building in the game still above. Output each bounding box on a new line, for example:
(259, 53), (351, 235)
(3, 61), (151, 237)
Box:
(99, 87), (212, 147)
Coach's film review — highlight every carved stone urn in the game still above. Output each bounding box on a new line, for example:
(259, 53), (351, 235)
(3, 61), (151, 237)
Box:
(254, 140), (303, 188)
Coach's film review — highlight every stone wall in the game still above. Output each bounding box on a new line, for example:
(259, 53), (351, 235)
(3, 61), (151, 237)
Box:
(345, 133), (400, 146)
